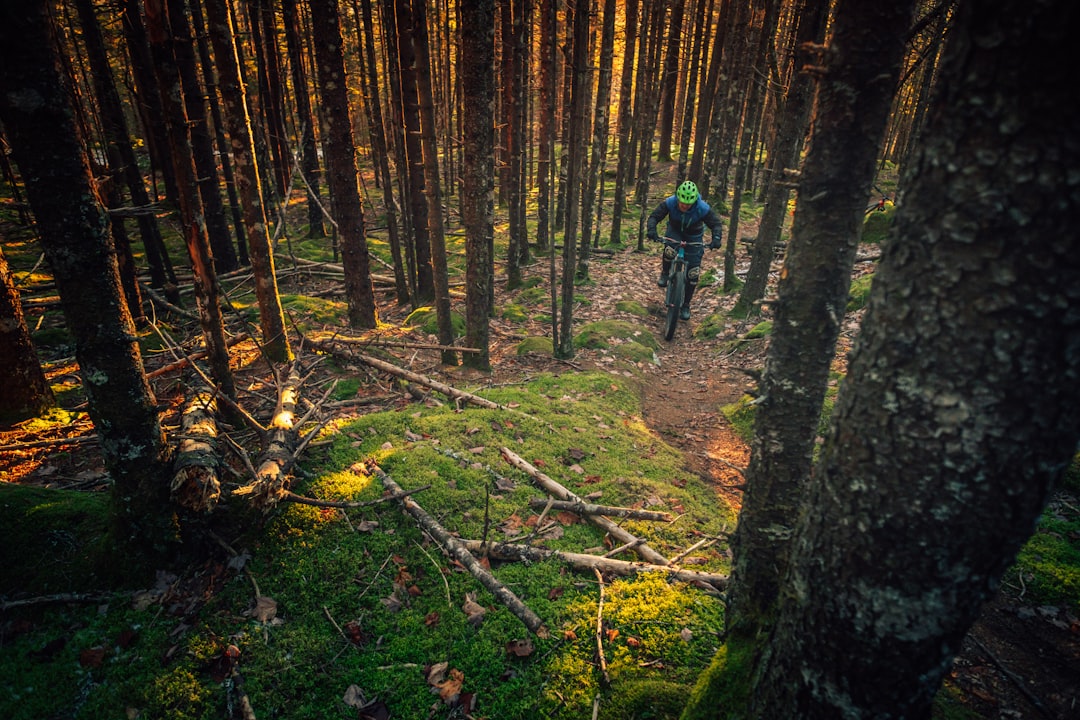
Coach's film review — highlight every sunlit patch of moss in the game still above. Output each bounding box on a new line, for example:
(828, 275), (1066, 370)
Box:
(847, 273), (875, 312)
(280, 293), (348, 329)
(721, 395), (757, 444)
(516, 336), (553, 355)
(575, 320), (658, 351)
(15, 407), (82, 435)
(142, 668), (214, 720)
(501, 303), (528, 322)
(330, 377), (362, 400)
(404, 306), (465, 337)
(862, 203), (896, 244)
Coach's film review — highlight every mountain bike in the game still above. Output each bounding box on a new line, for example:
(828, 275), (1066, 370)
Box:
(659, 236), (703, 341)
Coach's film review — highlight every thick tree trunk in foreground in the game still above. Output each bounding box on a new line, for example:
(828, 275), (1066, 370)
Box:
(747, 1), (1080, 715)
(0, 245), (55, 423)
(460, 0), (495, 371)
(309, 0), (379, 329)
(0, 1), (173, 555)
(724, 0), (918, 636)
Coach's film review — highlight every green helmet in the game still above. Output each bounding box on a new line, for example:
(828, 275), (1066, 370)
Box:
(676, 180), (699, 205)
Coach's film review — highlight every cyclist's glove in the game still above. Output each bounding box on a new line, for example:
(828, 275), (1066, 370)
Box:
(648, 233), (660, 243)
(709, 237), (722, 249)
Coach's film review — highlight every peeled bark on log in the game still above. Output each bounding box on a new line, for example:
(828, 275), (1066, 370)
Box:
(459, 539), (727, 595)
(171, 392), (221, 511)
(501, 447), (670, 566)
(527, 498), (674, 522)
(372, 464), (551, 638)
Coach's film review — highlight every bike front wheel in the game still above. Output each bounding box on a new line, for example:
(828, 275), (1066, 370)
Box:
(664, 270), (685, 341)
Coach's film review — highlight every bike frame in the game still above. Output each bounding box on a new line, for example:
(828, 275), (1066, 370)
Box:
(660, 236), (703, 340)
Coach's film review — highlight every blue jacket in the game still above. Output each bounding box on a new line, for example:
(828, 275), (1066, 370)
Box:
(647, 196), (723, 257)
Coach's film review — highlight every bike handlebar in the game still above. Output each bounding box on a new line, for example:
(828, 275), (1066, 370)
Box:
(660, 236), (704, 246)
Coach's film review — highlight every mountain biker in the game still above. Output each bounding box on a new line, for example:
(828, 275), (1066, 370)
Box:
(646, 180), (723, 320)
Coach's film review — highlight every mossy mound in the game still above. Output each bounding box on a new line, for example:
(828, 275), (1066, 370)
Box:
(575, 320), (658, 351)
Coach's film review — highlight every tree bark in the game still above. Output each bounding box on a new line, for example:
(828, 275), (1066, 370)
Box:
(607, 0), (639, 246)
(733, 0), (828, 317)
(282, 0), (325, 238)
(746, 1), (1080, 715)
(535, 0), (557, 254)
(0, 0), (174, 555)
(145, 0), (236, 402)
(460, 0), (496, 371)
(167, 0), (238, 274)
(409, 0), (457, 366)
(0, 245), (55, 423)
(309, 0), (379, 329)
(202, 0), (292, 363)
(579, 0), (617, 265)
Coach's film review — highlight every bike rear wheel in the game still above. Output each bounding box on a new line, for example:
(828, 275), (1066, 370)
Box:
(664, 271), (684, 341)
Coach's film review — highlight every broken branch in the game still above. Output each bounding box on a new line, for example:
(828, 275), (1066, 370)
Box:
(501, 448), (670, 566)
(372, 464), (550, 637)
(527, 498), (674, 523)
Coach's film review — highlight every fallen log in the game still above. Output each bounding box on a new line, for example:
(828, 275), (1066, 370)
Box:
(372, 464), (550, 638)
(527, 498), (674, 523)
(313, 340), (501, 410)
(171, 392), (221, 511)
(459, 540), (727, 595)
(234, 362), (302, 509)
(500, 448), (670, 566)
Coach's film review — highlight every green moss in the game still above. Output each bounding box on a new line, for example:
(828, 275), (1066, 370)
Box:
(719, 321), (772, 354)
(862, 203), (896, 244)
(280, 293), (348, 329)
(516, 285), (548, 306)
(721, 395), (758, 444)
(501, 303), (528, 322)
(613, 341), (659, 364)
(847, 273), (875, 312)
(615, 298), (649, 317)
(680, 635), (755, 720)
(404, 306), (466, 337)
(516, 336), (553, 355)
(692, 313), (726, 340)
(1014, 512), (1080, 606)
(575, 320), (659, 351)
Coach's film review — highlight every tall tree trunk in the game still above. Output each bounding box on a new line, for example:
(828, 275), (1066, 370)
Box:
(687, 0), (729, 185)
(309, 0), (379, 329)
(0, 245), (55, 423)
(633, 0), (667, 250)
(119, 0), (178, 207)
(282, 0), (325, 238)
(355, 0), (409, 305)
(535, 0), (556, 254)
(145, 0), (236, 401)
(190, 0), (249, 265)
(167, 0), (238, 273)
(555, 0), (591, 359)
(409, 0), (456, 366)
(202, 0), (292, 362)
(724, 0), (917, 645)
(460, 0), (495, 372)
(677, 0), (711, 180)
(74, 0), (145, 322)
(395, 0), (436, 304)
(655, 0), (685, 162)
(733, 0), (827, 318)
(607, 0), (639, 246)
(505, 0), (531, 289)
(579, 0), (617, 269)
(745, 1), (1080, 716)
(0, 0), (174, 556)
(251, 0), (291, 204)
(118, 0), (180, 297)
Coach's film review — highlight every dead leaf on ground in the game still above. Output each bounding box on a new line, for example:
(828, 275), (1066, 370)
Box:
(680, 627), (693, 642)
(79, 645), (106, 668)
(250, 596), (278, 622)
(356, 519), (379, 532)
(506, 638), (535, 657)
(462, 593), (487, 628)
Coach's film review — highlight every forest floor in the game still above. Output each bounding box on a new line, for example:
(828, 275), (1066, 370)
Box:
(2, 165), (1079, 717)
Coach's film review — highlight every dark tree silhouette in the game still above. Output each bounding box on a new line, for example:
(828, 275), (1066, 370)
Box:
(0, 246), (54, 423)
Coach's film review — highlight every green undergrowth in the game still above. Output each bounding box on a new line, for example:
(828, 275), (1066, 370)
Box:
(1, 371), (734, 720)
